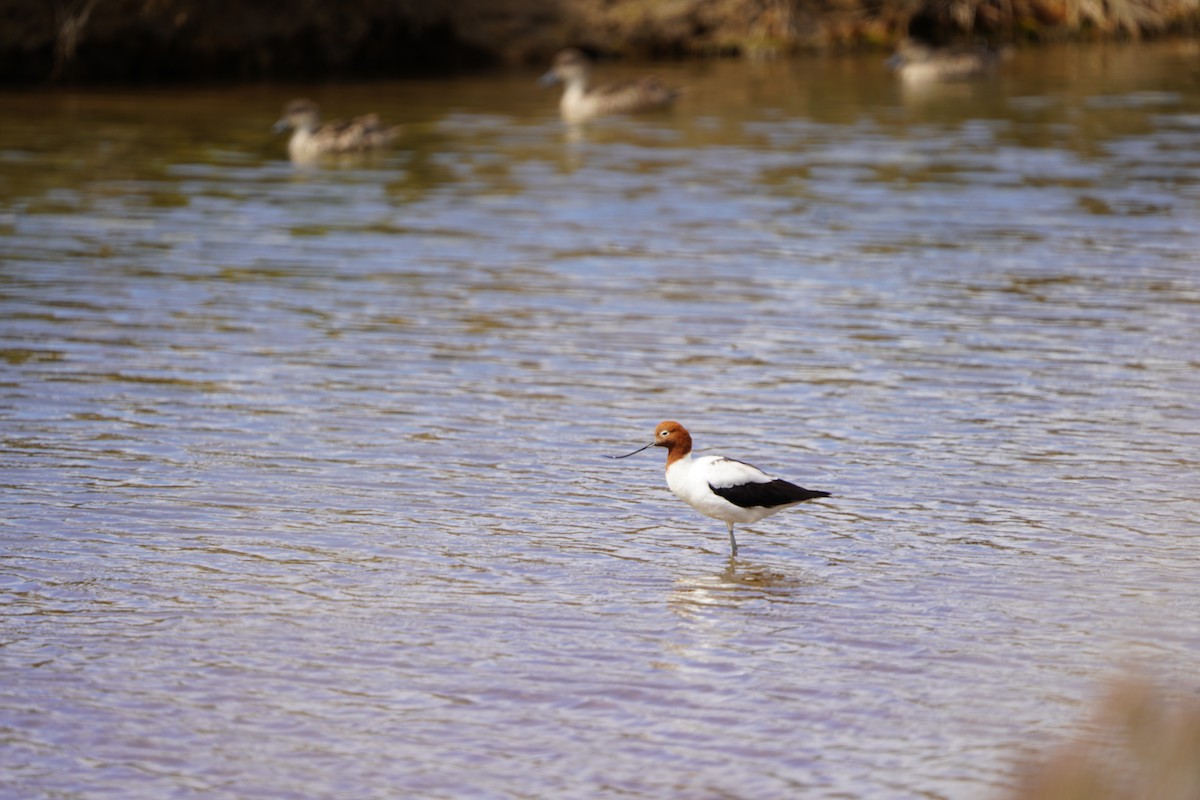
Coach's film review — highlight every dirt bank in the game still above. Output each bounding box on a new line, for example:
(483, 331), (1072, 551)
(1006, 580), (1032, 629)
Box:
(6, 0), (1200, 84)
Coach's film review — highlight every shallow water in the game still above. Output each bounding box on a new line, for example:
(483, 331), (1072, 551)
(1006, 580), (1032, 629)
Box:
(2, 42), (1199, 799)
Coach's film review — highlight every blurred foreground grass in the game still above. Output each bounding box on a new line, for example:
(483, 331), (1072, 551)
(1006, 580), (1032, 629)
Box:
(1013, 677), (1200, 800)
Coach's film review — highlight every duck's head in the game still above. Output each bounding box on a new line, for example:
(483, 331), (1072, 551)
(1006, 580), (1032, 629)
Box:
(539, 48), (591, 88)
(273, 98), (321, 134)
(887, 38), (934, 69)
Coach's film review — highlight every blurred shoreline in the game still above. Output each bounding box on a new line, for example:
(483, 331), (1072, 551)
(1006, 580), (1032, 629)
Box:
(7, 0), (1200, 85)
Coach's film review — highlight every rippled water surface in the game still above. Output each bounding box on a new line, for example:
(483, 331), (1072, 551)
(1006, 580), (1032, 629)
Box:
(3, 42), (1200, 799)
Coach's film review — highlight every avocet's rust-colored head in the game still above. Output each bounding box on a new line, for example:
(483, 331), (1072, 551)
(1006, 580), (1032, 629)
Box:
(652, 420), (692, 465)
(652, 420), (683, 447)
(608, 420), (693, 464)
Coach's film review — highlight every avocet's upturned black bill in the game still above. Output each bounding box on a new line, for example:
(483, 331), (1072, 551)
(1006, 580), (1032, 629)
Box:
(610, 420), (830, 557)
(608, 442), (655, 459)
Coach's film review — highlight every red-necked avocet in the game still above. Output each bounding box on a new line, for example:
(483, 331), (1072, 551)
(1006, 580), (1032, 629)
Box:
(610, 420), (830, 557)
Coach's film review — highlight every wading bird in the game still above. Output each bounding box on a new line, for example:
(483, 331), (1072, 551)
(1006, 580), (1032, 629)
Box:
(611, 420), (829, 557)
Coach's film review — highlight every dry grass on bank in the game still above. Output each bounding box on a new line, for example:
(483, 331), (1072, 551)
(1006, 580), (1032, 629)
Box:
(1011, 677), (1200, 800)
(6, 0), (1200, 83)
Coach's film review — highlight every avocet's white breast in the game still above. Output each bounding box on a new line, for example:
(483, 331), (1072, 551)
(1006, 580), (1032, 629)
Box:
(665, 454), (779, 525)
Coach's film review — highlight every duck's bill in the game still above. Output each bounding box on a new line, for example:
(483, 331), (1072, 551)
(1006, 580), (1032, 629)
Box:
(608, 442), (654, 459)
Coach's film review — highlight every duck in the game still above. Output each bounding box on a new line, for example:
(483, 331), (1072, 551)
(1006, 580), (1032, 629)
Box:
(887, 38), (1002, 84)
(611, 421), (830, 557)
(272, 98), (401, 162)
(539, 48), (680, 124)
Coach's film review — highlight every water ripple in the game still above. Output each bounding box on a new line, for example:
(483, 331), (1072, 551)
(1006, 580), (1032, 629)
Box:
(2, 44), (1200, 799)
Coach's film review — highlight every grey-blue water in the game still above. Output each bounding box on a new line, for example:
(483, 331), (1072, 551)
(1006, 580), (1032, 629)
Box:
(2, 42), (1199, 799)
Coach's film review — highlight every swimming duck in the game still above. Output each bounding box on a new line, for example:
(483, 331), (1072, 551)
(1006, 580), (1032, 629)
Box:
(539, 48), (680, 124)
(887, 39), (1001, 84)
(272, 98), (401, 161)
